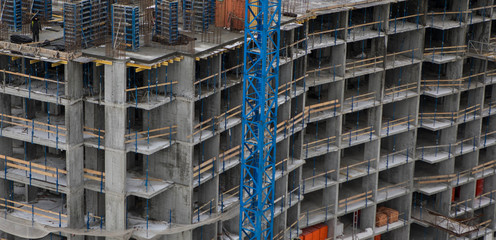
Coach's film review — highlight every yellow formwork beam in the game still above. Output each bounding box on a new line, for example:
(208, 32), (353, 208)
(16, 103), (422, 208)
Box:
(51, 61), (67, 67)
(93, 60), (113, 66)
(126, 62), (152, 69)
(29, 59), (40, 64)
(135, 68), (147, 73)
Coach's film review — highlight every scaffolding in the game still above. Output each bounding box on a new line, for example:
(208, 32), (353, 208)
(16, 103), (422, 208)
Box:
(111, 4), (139, 51)
(154, 0), (179, 44)
(63, 0), (108, 51)
(0, 0), (22, 32)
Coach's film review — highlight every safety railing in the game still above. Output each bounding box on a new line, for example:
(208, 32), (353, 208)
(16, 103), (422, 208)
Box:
(194, 72), (219, 97)
(218, 145), (241, 172)
(480, 129), (496, 148)
(83, 126), (105, 149)
(347, 20), (384, 41)
(345, 55), (384, 75)
(385, 48), (420, 68)
(0, 154), (108, 192)
(299, 202), (335, 228)
(417, 136), (480, 162)
(426, 11), (465, 27)
(0, 113), (66, 149)
(192, 198), (216, 223)
(338, 190), (373, 213)
(86, 125), (176, 151)
(384, 82), (418, 100)
(0, 68), (65, 100)
(188, 105), (241, 142)
(125, 125), (177, 147)
(306, 63), (343, 83)
(0, 197), (68, 227)
(483, 101), (496, 117)
(472, 189), (496, 210)
(278, 75), (306, 99)
(419, 105), (481, 127)
(381, 115), (415, 136)
(341, 126), (375, 146)
(304, 99), (340, 121)
(302, 169), (336, 193)
(343, 92), (377, 112)
(307, 26), (345, 49)
(377, 181), (409, 201)
(221, 62), (243, 88)
(339, 158), (375, 182)
(380, 148), (412, 170)
(414, 160), (496, 187)
(303, 136), (337, 159)
(218, 185), (239, 213)
(424, 45), (467, 61)
(125, 78), (177, 106)
(388, 13), (422, 33)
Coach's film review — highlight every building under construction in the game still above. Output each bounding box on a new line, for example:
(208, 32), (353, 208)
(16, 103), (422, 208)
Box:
(0, 0), (496, 239)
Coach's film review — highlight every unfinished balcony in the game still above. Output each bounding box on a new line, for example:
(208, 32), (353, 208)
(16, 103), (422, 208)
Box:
(338, 177), (374, 215)
(482, 85), (496, 117)
(302, 155), (337, 194)
(300, 190), (334, 228)
(377, 169), (409, 203)
(346, 6), (385, 42)
(345, 39), (385, 79)
(0, 57), (67, 105)
(220, 47), (243, 89)
(381, 101), (416, 137)
(2, 189), (70, 228)
(380, 133), (414, 171)
(194, 58), (220, 100)
(0, 107), (67, 150)
(426, 0), (466, 30)
(343, 75), (380, 113)
(417, 129), (455, 164)
(302, 119), (339, 159)
(388, 0), (423, 34)
(124, 66), (177, 110)
(306, 44), (345, 87)
(424, 29), (466, 64)
(307, 13), (346, 50)
(419, 96), (458, 130)
(339, 145), (376, 183)
(305, 82), (341, 123)
(341, 109), (379, 148)
(421, 62), (463, 97)
(468, 0), (492, 24)
(460, 58), (487, 90)
(383, 65), (419, 104)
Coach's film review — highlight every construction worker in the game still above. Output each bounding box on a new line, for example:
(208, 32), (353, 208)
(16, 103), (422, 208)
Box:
(31, 16), (41, 42)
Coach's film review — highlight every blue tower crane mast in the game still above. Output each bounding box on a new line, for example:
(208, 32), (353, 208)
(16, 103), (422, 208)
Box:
(239, 0), (281, 238)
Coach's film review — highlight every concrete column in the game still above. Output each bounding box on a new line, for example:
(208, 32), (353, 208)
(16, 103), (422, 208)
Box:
(65, 61), (85, 239)
(104, 61), (128, 239)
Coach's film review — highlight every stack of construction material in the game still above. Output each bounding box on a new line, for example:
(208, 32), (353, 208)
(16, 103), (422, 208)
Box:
(1, 0), (22, 31)
(155, 0), (179, 44)
(376, 206), (399, 227)
(299, 223), (328, 240)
